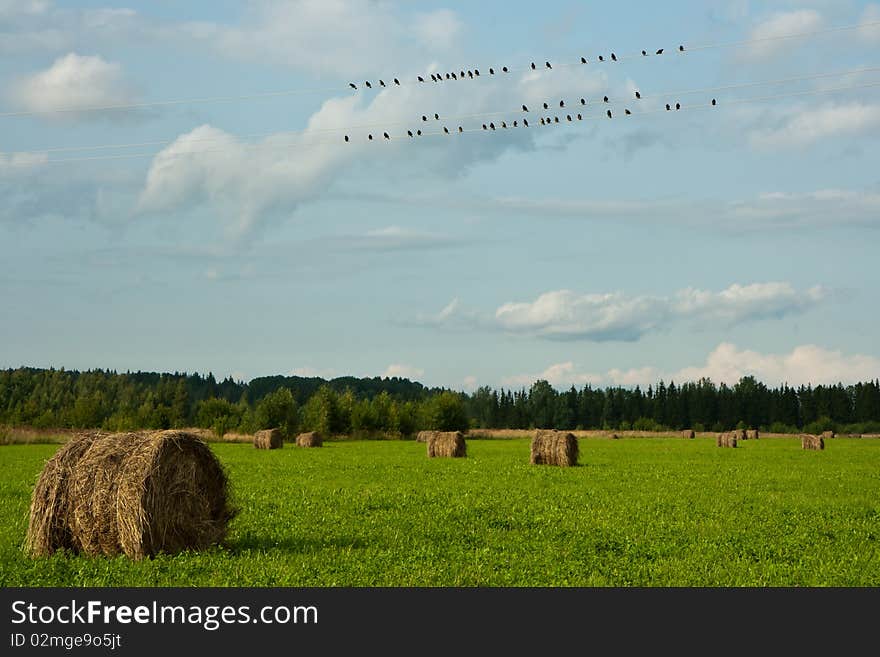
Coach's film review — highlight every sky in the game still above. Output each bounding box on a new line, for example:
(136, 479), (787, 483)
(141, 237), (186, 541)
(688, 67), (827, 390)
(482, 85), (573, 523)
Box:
(1, 0), (879, 391)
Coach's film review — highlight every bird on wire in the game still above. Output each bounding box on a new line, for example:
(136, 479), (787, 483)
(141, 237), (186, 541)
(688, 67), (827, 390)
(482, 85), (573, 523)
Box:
(430, 74), (437, 82)
(635, 91), (641, 99)
(379, 80), (386, 87)
(502, 121), (507, 129)
(459, 126), (463, 133)
(444, 127), (449, 134)
(445, 73), (451, 80)
(422, 115), (428, 122)
(607, 110), (612, 118)
(656, 48), (664, 55)
(503, 66), (509, 73)
(474, 69), (480, 76)
(368, 134), (373, 140)
(598, 55), (604, 62)
(418, 76), (425, 82)
(679, 45), (685, 52)
(523, 119), (529, 127)
(554, 116), (560, 123)
(435, 113), (440, 120)
(365, 81), (372, 89)
(581, 56), (587, 64)
(603, 96), (609, 103)
(482, 124), (488, 130)
(543, 102), (549, 110)
(531, 62), (537, 70)
(642, 50), (647, 56)
(611, 53), (617, 61)
(513, 120), (518, 127)
(625, 109), (632, 115)
(407, 131), (413, 137)
(577, 114), (582, 120)
(567, 115), (572, 122)
(666, 103), (671, 111)
(560, 100), (565, 108)
(394, 78), (400, 85)
(676, 103), (681, 110)
(490, 68), (495, 75)
(383, 132), (390, 140)
(490, 122), (496, 130)
(581, 98), (586, 105)
(349, 83), (357, 90)
(417, 130), (422, 136)
(344, 135), (349, 142)
(468, 71), (474, 79)
(451, 72), (457, 80)
(546, 61), (552, 69)
(540, 118), (546, 125)
(523, 104), (529, 112)
(712, 98), (717, 106)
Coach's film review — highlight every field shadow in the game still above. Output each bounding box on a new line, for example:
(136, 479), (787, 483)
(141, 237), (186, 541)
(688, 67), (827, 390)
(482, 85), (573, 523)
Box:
(228, 534), (367, 555)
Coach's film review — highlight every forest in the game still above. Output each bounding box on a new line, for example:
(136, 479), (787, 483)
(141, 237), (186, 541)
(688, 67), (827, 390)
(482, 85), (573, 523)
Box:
(1, 367), (879, 438)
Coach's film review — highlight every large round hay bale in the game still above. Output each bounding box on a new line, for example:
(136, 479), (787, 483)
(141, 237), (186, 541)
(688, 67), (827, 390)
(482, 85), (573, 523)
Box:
(530, 430), (579, 467)
(801, 434), (825, 451)
(295, 432), (323, 448)
(254, 428), (283, 450)
(427, 431), (466, 458)
(416, 431), (434, 444)
(821, 430), (835, 440)
(746, 429), (760, 440)
(717, 432), (737, 448)
(682, 429), (696, 439)
(26, 431), (235, 560)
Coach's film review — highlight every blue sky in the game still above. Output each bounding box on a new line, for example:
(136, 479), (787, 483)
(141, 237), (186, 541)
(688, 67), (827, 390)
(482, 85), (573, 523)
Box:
(1, 0), (879, 390)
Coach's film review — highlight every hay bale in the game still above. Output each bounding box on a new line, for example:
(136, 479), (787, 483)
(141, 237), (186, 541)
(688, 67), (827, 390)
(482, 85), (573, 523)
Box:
(801, 434), (825, 451)
(427, 431), (467, 458)
(608, 433), (620, 440)
(416, 431), (435, 444)
(716, 432), (737, 448)
(732, 428), (747, 441)
(746, 429), (760, 440)
(822, 430), (836, 440)
(26, 431), (234, 560)
(530, 430), (579, 467)
(295, 432), (323, 448)
(253, 428), (283, 450)
(681, 429), (696, 439)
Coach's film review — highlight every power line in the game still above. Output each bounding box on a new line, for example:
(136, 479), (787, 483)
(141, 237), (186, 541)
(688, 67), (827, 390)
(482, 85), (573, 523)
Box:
(10, 66), (880, 157)
(8, 81), (877, 167)
(2, 20), (877, 119)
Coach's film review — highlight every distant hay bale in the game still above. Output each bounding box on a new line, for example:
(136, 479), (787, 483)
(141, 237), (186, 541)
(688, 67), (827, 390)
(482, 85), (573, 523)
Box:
(732, 428), (747, 441)
(26, 431), (234, 560)
(608, 433), (620, 440)
(681, 429), (696, 439)
(416, 431), (434, 444)
(253, 428), (283, 450)
(427, 431), (467, 458)
(822, 430), (836, 440)
(716, 432), (738, 448)
(530, 430), (579, 466)
(801, 434), (825, 451)
(295, 432), (323, 448)
(746, 429), (760, 440)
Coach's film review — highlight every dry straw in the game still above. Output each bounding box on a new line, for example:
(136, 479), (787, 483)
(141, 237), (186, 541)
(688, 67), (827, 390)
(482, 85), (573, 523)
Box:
(427, 431), (467, 458)
(682, 430), (696, 439)
(416, 431), (434, 444)
(801, 434), (825, 451)
(25, 430), (235, 560)
(822, 430), (836, 440)
(295, 432), (323, 448)
(253, 428), (283, 450)
(716, 432), (738, 448)
(530, 430), (579, 466)
(746, 429), (760, 440)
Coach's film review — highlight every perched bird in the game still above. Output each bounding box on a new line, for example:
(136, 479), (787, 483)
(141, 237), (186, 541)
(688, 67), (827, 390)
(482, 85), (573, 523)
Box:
(444, 127), (449, 134)
(523, 119), (529, 127)
(344, 135), (350, 142)
(598, 55), (604, 62)
(522, 104), (529, 112)
(383, 132), (390, 140)
(445, 73), (451, 80)
(543, 102), (549, 110)
(560, 100), (565, 108)
(490, 122), (496, 130)
(349, 83), (357, 90)
(468, 71), (474, 79)
(540, 118), (546, 125)
(554, 116), (560, 123)
(380, 80), (386, 87)
(435, 113), (440, 120)
(607, 110), (612, 118)
(635, 91), (641, 99)
(417, 129), (422, 136)
(581, 56), (587, 64)
(531, 62), (537, 70)
(482, 124), (488, 130)
(422, 115), (428, 122)
(676, 103), (681, 110)
(451, 72), (457, 80)
(407, 131), (413, 138)
(666, 103), (671, 111)
(656, 48), (664, 55)
(603, 96), (609, 103)
(611, 53), (617, 61)
(712, 98), (717, 106)
(502, 121), (507, 129)
(513, 120), (518, 127)
(503, 66), (509, 73)
(430, 74), (437, 82)
(489, 68), (495, 75)
(418, 76), (425, 82)
(394, 78), (401, 85)
(625, 109), (632, 115)
(567, 115), (572, 122)
(459, 126), (463, 133)
(474, 69), (480, 76)
(581, 98), (586, 105)
(679, 45), (685, 52)
(365, 81), (372, 88)
(577, 113), (582, 120)
(460, 70), (465, 78)
(545, 61), (552, 69)
(368, 134), (373, 140)
(642, 50), (648, 56)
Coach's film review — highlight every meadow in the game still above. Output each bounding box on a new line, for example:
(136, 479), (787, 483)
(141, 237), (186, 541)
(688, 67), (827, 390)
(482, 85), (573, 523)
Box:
(1, 437), (877, 587)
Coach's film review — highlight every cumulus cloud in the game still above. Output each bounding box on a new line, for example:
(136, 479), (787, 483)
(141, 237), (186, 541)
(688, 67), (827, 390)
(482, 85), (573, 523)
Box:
(412, 9), (463, 50)
(503, 343), (880, 389)
(746, 10), (824, 59)
(383, 364), (425, 380)
(8, 53), (134, 118)
(749, 103), (880, 149)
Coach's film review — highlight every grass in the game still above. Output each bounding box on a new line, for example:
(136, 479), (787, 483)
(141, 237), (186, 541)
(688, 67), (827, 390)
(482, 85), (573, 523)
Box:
(1, 438), (878, 586)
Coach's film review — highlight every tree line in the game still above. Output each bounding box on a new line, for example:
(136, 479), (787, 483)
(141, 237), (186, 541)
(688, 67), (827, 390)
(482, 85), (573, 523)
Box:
(1, 367), (879, 438)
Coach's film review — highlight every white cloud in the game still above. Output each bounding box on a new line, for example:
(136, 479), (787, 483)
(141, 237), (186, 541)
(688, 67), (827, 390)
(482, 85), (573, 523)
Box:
(383, 364), (425, 380)
(0, 0), (49, 17)
(503, 343), (880, 389)
(8, 53), (134, 118)
(462, 375), (479, 392)
(749, 103), (880, 149)
(747, 10), (824, 59)
(289, 366), (338, 379)
(859, 4), (880, 43)
(413, 9), (463, 50)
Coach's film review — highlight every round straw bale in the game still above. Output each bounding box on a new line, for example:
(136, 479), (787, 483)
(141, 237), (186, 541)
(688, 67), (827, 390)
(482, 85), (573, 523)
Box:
(254, 428), (283, 449)
(26, 431), (235, 560)
(416, 431), (435, 444)
(681, 429), (696, 439)
(296, 432), (323, 448)
(822, 430), (836, 440)
(746, 429), (760, 440)
(530, 430), (579, 466)
(427, 431), (467, 458)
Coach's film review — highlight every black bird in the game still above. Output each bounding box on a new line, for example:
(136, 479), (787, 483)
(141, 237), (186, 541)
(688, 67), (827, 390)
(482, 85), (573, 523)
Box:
(531, 62), (537, 70)
(417, 129), (422, 136)
(642, 50), (648, 56)
(474, 69), (480, 76)
(611, 53), (617, 61)
(603, 96), (609, 103)
(489, 68), (495, 75)
(607, 110), (612, 118)
(581, 56), (587, 64)
(513, 120), (518, 127)
(543, 102), (549, 110)
(365, 81), (372, 88)
(676, 103), (681, 110)
(435, 113), (440, 120)
(344, 135), (350, 142)
(523, 119), (529, 127)
(468, 71), (474, 79)
(460, 70), (465, 78)
(554, 116), (560, 123)
(712, 98), (717, 106)
(560, 100), (565, 108)
(444, 127), (449, 134)
(656, 48), (664, 55)
(422, 115), (428, 122)
(666, 103), (671, 111)
(625, 109), (632, 115)
(503, 66), (509, 73)
(490, 122), (496, 130)
(394, 78), (400, 85)
(451, 73), (457, 80)
(482, 124), (488, 130)
(545, 61), (552, 69)
(635, 91), (641, 99)
(459, 126), (463, 133)
(368, 134), (373, 140)
(567, 115), (572, 122)
(502, 121), (507, 129)
(430, 74), (437, 82)
(349, 83), (357, 90)
(445, 73), (451, 80)
(540, 118), (545, 125)
(384, 132), (390, 140)
(380, 80), (386, 87)
(577, 113), (582, 120)
(679, 45), (685, 52)
(523, 104), (529, 112)
(581, 98), (586, 105)
(418, 76), (425, 82)
(407, 131), (413, 138)
(598, 55), (604, 62)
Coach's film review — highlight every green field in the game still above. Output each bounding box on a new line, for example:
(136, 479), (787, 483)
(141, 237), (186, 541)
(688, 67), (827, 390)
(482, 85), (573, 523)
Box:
(1, 438), (878, 586)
